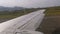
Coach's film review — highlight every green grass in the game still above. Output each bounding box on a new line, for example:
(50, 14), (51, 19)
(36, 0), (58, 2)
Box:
(0, 8), (39, 19)
(45, 6), (60, 16)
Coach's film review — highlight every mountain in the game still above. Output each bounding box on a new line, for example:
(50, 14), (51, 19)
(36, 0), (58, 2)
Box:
(0, 6), (24, 11)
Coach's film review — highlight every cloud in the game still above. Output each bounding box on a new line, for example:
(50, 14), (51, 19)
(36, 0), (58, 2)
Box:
(0, 0), (60, 8)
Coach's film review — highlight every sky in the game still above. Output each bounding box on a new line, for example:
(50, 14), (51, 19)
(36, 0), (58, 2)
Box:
(0, 0), (60, 8)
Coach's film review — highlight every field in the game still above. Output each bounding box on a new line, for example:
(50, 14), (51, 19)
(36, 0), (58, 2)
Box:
(45, 6), (60, 16)
(0, 8), (40, 23)
(36, 6), (60, 34)
(0, 8), (40, 18)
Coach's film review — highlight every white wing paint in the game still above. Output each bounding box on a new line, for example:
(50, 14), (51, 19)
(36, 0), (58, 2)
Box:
(0, 9), (45, 34)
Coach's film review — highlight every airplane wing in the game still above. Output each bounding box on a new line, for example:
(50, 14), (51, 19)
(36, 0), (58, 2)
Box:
(0, 9), (45, 34)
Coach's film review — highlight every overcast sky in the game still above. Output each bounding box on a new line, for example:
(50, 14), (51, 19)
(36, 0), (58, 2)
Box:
(0, 0), (60, 8)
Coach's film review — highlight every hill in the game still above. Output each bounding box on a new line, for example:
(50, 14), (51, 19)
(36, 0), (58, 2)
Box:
(0, 6), (24, 11)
